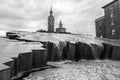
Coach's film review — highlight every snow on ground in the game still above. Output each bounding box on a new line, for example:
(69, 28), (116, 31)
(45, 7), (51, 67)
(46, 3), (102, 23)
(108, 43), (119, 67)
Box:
(24, 60), (120, 80)
(18, 32), (103, 47)
(0, 37), (44, 71)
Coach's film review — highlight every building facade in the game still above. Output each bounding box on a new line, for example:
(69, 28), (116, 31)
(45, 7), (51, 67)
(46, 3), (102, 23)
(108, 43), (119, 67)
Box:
(95, 0), (120, 39)
(102, 0), (120, 39)
(48, 7), (54, 32)
(95, 16), (106, 38)
(56, 21), (66, 33)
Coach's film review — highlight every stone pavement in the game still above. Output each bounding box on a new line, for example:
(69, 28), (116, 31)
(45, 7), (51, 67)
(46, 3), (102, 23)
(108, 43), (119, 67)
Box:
(24, 60), (120, 80)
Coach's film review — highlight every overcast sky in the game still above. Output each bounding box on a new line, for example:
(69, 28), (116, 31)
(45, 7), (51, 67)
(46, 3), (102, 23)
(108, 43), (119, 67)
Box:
(0, 0), (112, 36)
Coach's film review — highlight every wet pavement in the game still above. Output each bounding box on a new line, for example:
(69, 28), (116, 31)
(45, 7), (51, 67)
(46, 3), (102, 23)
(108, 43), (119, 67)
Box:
(24, 60), (120, 80)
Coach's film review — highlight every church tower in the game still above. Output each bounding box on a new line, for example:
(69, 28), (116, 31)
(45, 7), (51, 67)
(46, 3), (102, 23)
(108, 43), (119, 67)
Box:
(48, 6), (54, 32)
(56, 20), (66, 33)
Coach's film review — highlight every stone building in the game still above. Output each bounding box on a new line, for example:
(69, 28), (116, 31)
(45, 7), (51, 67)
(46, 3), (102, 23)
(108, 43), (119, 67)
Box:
(56, 21), (66, 33)
(48, 7), (54, 32)
(95, 0), (120, 39)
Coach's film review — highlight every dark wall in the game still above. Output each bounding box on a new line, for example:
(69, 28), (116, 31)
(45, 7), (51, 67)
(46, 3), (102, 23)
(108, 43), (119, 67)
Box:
(112, 46), (120, 60)
(0, 69), (10, 80)
(32, 50), (47, 68)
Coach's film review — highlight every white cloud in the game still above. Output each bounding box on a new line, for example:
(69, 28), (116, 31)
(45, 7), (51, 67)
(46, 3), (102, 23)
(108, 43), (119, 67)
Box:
(0, 0), (113, 36)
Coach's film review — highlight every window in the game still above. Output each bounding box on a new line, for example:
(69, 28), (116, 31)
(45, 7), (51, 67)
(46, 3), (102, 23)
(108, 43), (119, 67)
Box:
(110, 10), (114, 18)
(100, 35), (103, 38)
(111, 19), (114, 26)
(110, 5), (113, 10)
(112, 29), (116, 35)
(99, 21), (102, 26)
(99, 28), (102, 33)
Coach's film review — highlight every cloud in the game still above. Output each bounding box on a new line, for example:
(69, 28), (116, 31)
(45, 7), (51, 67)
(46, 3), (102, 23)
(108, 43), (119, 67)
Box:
(0, 0), (113, 36)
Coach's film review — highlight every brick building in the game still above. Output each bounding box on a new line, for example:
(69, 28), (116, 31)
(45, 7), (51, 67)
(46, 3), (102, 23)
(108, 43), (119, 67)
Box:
(95, 0), (120, 39)
(95, 16), (106, 38)
(56, 21), (66, 33)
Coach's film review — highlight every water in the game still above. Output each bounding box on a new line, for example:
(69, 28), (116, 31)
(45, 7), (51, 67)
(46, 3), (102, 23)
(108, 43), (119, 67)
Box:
(24, 60), (120, 80)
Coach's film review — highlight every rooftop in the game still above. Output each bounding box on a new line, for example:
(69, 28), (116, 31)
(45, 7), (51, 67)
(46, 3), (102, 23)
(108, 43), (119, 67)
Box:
(95, 16), (105, 22)
(102, 0), (118, 8)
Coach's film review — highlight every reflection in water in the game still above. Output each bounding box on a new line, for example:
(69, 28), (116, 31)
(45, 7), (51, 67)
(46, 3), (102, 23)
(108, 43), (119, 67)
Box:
(24, 60), (120, 80)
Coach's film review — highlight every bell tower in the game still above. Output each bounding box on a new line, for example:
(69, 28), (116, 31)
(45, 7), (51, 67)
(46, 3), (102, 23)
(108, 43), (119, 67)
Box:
(48, 6), (54, 32)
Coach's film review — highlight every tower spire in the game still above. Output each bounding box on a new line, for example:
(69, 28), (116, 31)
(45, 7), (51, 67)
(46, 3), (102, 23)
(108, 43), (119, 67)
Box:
(50, 5), (53, 15)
